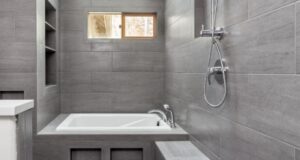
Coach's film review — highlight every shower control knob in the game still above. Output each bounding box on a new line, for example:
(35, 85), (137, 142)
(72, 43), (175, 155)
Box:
(208, 66), (228, 74)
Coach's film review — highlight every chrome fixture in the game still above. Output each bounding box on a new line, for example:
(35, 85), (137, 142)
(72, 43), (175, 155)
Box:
(200, 0), (228, 108)
(200, 25), (224, 39)
(163, 104), (176, 128)
(148, 109), (168, 122)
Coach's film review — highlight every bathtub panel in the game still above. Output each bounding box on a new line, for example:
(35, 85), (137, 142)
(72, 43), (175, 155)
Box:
(71, 149), (102, 160)
(34, 140), (157, 160)
(111, 149), (143, 160)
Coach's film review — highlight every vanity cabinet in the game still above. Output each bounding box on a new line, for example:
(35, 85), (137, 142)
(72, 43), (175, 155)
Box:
(0, 100), (34, 160)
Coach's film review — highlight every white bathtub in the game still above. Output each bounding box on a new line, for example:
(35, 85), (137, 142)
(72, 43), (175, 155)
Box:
(56, 114), (171, 132)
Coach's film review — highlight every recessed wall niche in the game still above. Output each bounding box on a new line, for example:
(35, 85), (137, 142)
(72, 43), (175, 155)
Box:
(45, 0), (57, 86)
(0, 91), (24, 99)
(195, 0), (209, 38)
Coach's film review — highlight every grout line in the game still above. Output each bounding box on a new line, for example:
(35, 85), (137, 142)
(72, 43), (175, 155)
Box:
(227, 2), (296, 29)
(189, 135), (221, 159)
(165, 71), (300, 76)
(295, 3), (297, 75)
(194, 105), (299, 150)
(296, 2), (299, 75)
(220, 115), (297, 149)
(295, 147), (296, 160)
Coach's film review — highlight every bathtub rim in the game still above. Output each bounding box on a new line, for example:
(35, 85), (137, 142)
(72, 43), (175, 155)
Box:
(38, 114), (188, 136)
(56, 113), (172, 131)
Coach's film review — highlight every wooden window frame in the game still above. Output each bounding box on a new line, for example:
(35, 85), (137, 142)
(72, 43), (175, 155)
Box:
(121, 13), (157, 39)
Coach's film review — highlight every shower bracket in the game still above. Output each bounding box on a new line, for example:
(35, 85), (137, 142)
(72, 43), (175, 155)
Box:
(200, 25), (224, 39)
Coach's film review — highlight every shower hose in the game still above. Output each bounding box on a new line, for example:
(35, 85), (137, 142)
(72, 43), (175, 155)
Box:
(203, 0), (227, 108)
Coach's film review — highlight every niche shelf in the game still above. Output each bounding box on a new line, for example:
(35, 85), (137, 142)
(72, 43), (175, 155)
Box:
(45, 0), (57, 86)
(45, 21), (56, 32)
(45, 46), (56, 53)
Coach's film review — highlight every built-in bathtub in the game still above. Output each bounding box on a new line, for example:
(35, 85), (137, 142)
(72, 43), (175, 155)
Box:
(36, 114), (188, 160)
(56, 114), (171, 132)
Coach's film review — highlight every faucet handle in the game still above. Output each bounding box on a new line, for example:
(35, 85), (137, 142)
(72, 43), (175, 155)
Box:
(201, 24), (205, 30)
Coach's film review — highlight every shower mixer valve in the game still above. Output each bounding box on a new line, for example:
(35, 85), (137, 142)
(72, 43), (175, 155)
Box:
(200, 25), (224, 39)
(207, 59), (229, 85)
(208, 66), (228, 74)
(208, 59), (229, 74)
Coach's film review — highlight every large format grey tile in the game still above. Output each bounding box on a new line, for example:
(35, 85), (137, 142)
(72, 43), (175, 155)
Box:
(223, 5), (295, 74)
(222, 74), (300, 147)
(186, 106), (221, 157)
(248, 0), (295, 18)
(60, 31), (91, 52)
(0, 12), (13, 29)
(61, 93), (113, 113)
(91, 0), (163, 8)
(216, 0), (248, 27)
(0, 0), (13, 11)
(91, 72), (114, 93)
(14, 0), (36, 16)
(0, 43), (36, 73)
(165, 72), (224, 112)
(94, 72), (163, 95)
(113, 52), (164, 72)
(0, 12), (14, 42)
(61, 72), (91, 93)
(220, 119), (294, 160)
(60, 11), (84, 31)
(0, 58), (35, 73)
(15, 16), (36, 43)
(166, 38), (210, 73)
(112, 72), (164, 93)
(91, 40), (164, 52)
(60, 0), (91, 10)
(112, 91), (163, 113)
(165, 0), (193, 26)
(296, 3), (300, 74)
(37, 88), (60, 131)
(61, 52), (112, 72)
(166, 9), (195, 49)
(0, 73), (36, 98)
(296, 149), (300, 160)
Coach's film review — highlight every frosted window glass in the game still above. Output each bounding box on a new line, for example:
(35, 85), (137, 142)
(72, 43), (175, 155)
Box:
(124, 15), (155, 38)
(88, 12), (121, 39)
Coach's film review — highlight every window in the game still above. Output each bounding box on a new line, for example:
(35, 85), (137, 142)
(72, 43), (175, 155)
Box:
(88, 12), (122, 39)
(88, 12), (157, 39)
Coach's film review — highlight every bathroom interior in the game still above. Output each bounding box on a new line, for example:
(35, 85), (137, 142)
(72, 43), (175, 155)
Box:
(0, 0), (300, 160)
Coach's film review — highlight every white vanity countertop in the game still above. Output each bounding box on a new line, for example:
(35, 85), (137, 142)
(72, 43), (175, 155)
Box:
(0, 100), (34, 116)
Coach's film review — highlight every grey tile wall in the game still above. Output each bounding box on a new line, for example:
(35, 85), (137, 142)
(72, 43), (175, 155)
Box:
(296, 149), (300, 160)
(165, 0), (300, 159)
(36, 0), (60, 132)
(0, 0), (38, 160)
(59, 0), (165, 113)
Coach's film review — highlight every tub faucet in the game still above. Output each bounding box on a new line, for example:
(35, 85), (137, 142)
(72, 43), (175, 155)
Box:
(148, 109), (167, 122)
(163, 104), (176, 128)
